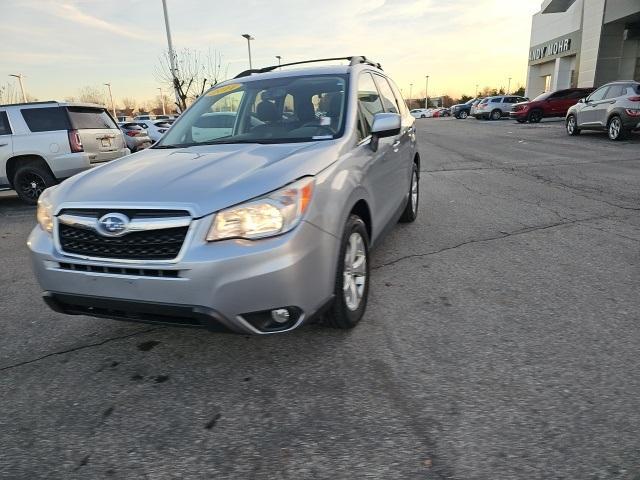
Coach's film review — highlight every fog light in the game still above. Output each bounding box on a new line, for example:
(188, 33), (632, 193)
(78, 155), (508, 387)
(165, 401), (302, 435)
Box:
(271, 308), (290, 324)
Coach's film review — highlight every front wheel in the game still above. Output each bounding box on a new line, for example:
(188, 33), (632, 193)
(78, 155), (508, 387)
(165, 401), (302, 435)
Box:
(459, 110), (468, 119)
(490, 109), (502, 121)
(528, 109), (543, 123)
(326, 215), (370, 329)
(566, 114), (580, 136)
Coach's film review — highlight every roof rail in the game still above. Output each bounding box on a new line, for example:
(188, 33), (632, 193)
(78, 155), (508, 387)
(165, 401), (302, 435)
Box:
(0, 100), (57, 108)
(234, 56), (382, 79)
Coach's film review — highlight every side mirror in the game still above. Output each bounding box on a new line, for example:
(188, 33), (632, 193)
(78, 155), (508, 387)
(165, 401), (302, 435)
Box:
(578, 98), (586, 104)
(371, 113), (401, 138)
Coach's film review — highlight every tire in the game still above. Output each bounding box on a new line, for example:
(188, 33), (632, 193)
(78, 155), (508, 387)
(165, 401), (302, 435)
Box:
(399, 162), (419, 223)
(566, 114), (580, 136)
(326, 215), (370, 329)
(607, 115), (627, 141)
(421, 115), (426, 119)
(459, 110), (468, 119)
(527, 109), (543, 123)
(13, 160), (57, 205)
(490, 109), (502, 121)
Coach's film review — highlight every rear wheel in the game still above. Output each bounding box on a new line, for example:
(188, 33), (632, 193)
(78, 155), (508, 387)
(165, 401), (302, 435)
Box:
(528, 109), (543, 123)
(326, 215), (370, 329)
(566, 114), (580, 136)
(459, 110), (468, 119)
(607, 115), (627, 141)
(490, 109), (502, 121)
(13, 161), (57, 205)
(399, 163), (419, 223)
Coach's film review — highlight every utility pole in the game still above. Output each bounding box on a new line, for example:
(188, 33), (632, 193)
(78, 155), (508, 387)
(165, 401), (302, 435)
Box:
(104, 83), (116, 117)
(161, 0), (181, 111)
(158, 87), (166, 115)
(242, 34), (254, 70)
(425, 75), (429, 109)
(409, 83), (413, 109)
(507, 77), (512, 94)
(276, 55), (282, 68)
(9, 74), (27, 103)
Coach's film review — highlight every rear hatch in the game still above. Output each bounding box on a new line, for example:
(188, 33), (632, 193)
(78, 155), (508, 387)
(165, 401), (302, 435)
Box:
(66, 106), (126, 163)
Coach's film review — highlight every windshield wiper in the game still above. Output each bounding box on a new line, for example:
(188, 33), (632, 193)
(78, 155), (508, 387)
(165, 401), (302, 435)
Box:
(152, 144), (182, 149)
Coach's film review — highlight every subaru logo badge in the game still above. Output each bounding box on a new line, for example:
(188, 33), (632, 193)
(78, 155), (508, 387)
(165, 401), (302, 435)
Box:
(97, 213), (129, 237)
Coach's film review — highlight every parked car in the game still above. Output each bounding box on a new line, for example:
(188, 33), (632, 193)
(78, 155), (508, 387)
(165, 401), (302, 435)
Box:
(511, 88), (593, 123)
(410, 108), (432, 119)
(29, 56), (420, 335)
(473, 95), (529, 120)
(118, 122), (152, 152)
(117, 115), (133, 123)
(469, 98), (484, 117)
(0, 101), (128, 204)
(451, 98), (478, 119)
(566, 80), (640, 141)
(432, 108), (450, 118)
(133, 114), (155, 121)
(136, 120), (174, 143)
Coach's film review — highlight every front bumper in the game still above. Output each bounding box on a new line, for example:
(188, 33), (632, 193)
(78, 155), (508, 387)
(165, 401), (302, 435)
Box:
(510, 110), (528, 119)
(28, 219), (338, 334)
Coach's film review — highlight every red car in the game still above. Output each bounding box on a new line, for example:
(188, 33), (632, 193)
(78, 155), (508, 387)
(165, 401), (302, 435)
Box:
(511, 88), (594, 123)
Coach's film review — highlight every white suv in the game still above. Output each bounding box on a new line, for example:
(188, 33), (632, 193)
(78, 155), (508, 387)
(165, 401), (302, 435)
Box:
(0, 101), (129, 204)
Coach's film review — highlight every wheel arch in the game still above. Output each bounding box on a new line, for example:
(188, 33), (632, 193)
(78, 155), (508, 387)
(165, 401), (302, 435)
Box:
(5, 154), (55, 188)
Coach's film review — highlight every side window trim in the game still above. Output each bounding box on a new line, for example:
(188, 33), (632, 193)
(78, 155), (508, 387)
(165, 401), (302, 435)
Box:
(0, 111), (12, 135)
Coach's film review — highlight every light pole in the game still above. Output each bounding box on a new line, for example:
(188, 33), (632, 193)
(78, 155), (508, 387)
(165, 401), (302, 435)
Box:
(409, 83), (413, 109)
(161, 0), (181, 111)
(104, 83), (116, 118)
(507, 77), (512, 94)
(276, 55), (282, 68)
(9, 74), (27, 103)
(242, 34), (254, 70)
(158, 87), (166, 115)
(425, 75), (429, 109)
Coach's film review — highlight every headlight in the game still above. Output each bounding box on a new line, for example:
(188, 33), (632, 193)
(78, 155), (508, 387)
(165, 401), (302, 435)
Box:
(36, 186), (57, 235)
(206, 177), (314, 241)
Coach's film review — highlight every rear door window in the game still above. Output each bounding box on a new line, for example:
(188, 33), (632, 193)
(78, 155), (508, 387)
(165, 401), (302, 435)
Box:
(372, 75), (399, 113)
(21, 107), (71, 132)
(0, 111), (11, 135)
(358, 72), (384, 138)
(67, 107), (117, 129)
(604, 85), (625, 99)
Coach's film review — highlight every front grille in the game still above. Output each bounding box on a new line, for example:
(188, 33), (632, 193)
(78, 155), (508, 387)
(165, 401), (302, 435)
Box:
(59, 224), (188, 260)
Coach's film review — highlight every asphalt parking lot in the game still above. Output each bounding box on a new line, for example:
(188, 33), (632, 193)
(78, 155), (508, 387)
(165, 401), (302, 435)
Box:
(1, 117), (639, 480)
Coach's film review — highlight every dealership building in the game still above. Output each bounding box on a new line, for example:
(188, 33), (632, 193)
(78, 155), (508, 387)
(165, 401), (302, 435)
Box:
(526, 0), (640, 98)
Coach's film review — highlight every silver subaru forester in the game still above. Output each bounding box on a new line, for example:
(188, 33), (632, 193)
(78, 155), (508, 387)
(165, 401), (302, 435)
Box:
(29, 56), (420, 334)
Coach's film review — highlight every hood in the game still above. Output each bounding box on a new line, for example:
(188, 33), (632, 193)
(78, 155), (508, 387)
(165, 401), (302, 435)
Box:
(51, 141), (338, 218)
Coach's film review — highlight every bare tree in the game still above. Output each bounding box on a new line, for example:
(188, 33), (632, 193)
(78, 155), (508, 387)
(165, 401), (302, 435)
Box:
(155, 47), (228, 111)
(77, 86), (107, 106)
(121, 96), (137, 111)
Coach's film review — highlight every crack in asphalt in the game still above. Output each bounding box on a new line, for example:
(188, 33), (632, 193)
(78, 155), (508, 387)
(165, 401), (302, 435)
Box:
(0, 326), (164, 373)
(372, 214), (624, 271)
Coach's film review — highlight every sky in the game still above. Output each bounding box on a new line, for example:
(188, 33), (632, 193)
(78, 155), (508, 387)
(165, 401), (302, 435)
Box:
(0, 0), (542, 106)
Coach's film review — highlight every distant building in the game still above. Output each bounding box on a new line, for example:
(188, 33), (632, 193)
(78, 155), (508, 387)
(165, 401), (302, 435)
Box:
(526, 0), (640, 98)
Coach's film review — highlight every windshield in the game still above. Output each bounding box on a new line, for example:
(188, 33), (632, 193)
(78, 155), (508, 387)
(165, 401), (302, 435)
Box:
(158, 75), (347, 147)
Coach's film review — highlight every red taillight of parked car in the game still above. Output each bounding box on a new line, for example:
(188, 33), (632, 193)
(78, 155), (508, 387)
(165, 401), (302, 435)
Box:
(625, 109), (640, 117)
(628, 96), (640, 102)
(68, 129), (84, 153)
(126, 130), (140, 137)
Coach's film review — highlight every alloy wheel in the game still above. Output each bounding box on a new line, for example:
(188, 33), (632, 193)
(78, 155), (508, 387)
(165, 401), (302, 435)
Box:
(567, 116), (576, 134)
(609, 117), (621, 140)
(18, 172), (46, 201)
(343, 232), (367, 311)
(410, 170), (419, 214)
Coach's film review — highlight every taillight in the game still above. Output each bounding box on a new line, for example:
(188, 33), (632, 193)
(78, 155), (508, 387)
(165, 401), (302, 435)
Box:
(68, 129), (83, 153)
(126, 130), (139, 137)
(624, 109), (640, 117)
(628, 96), (640, 102)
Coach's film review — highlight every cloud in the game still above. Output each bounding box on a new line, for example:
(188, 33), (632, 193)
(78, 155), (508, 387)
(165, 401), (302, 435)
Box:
(53, 3), (147, 41)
